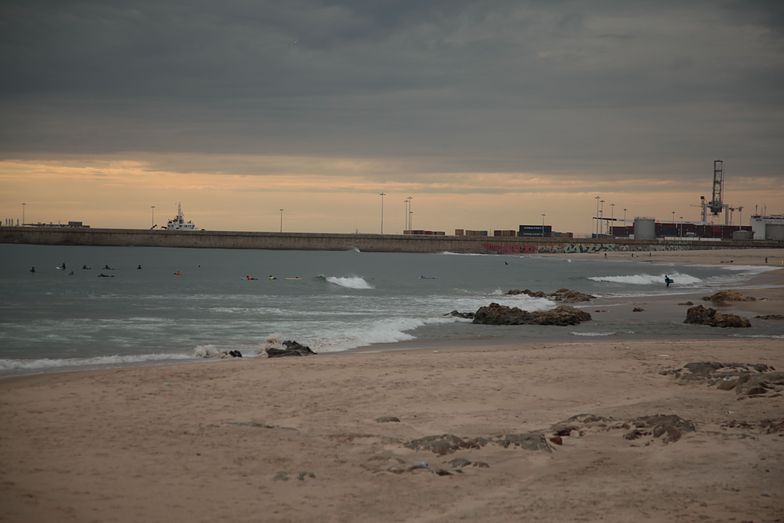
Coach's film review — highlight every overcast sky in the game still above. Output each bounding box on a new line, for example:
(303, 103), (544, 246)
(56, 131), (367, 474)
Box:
(1, 1), (782, 232)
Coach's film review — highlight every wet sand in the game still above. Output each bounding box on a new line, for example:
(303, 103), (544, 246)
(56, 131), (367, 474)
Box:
(1, 249), (783, 522)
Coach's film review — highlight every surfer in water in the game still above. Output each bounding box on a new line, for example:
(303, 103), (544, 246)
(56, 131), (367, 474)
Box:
(664, 275), (674, 288)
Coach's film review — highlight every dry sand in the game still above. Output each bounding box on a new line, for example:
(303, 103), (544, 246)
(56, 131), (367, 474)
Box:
(1, 249), (783, 522)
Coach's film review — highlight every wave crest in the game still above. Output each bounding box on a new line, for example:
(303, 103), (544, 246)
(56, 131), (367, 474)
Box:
(588, 272), (702, 286)
(325, 276), (374, 290)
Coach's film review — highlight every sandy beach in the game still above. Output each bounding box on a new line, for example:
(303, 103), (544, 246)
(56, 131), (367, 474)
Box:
(1, 249), (783, 522)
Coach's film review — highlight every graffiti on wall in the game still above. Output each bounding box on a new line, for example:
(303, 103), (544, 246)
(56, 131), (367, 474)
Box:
(482, 241), (685, 254)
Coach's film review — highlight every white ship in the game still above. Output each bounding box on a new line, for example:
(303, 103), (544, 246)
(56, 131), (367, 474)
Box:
(163, 203), (197, 231)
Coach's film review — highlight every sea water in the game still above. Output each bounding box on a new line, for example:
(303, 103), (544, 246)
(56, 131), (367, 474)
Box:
(0, 244), (780, 373)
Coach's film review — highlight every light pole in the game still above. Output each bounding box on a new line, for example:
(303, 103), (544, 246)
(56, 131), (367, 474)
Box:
(599, 199), (605, 236)
(403, 199), (408, 233)
(610, 203), (615, 236)
(406, 196), (413, 231)
(379, 192), (386, 234)
(594, 196), (600, 236)
(541, 213), (546, 237)
(623, 208), (627, 226)
(279, 209), (284, 233)
(679, 216), (683, 237)
(151, 205), (155, 228)
(21, 202), (26, 226)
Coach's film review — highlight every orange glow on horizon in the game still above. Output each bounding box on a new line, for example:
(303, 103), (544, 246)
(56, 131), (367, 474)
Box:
(1, 156), (781, 235)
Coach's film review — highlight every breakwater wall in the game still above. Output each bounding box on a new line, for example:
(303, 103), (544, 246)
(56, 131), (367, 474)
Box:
(1, 227), (780, 253)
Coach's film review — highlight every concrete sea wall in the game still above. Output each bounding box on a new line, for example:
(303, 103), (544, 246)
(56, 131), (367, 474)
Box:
(1, 227), (780, 253)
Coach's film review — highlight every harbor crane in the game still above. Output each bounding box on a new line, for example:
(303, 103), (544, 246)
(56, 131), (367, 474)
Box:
(697, 160), (737, 225)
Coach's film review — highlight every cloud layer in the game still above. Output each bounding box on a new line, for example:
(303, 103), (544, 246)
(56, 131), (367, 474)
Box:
(1, 1), (782, 231)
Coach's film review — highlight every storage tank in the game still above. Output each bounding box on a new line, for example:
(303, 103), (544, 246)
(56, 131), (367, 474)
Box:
(633, 217), (656, 240)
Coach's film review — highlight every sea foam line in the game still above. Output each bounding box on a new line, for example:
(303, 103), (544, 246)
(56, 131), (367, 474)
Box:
(0, 353), (192, 372)
(588, 272), (702, 286)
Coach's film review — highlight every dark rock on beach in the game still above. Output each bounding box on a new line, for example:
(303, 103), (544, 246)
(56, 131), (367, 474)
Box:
(702, 290), (756, 305)
(660, 362), (784, 397)
(684, 305), (751, 328)
(505, 288), (594, 303)
(629, 415), (695, 443)
(550, 413), (694, 445)
(495, 432), (552, 452)
(375, 416), (401, 423)
(472, 303), (591, 326)
(405, 432), (551, 456)
(632, 307), (644, 312)
(755, 314), (784, 320)
(266, 340), (317, 358)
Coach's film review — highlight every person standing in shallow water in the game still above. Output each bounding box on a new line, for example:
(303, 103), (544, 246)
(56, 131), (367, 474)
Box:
(664, 275), (673, 288)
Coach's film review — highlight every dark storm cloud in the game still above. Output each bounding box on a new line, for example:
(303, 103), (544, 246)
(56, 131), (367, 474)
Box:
(1, 0), (783, 180)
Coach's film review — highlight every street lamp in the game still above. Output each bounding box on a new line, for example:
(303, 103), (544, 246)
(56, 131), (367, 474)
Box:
(151, 205), (155, 228)
(21, 202), (26, 226)
(541, 213), (546, 237)
(623, 208), (627, 226)
(279, 209), (284, 233)
(610, 203), (615, 236)
(679, 216), (684, 237)
(403, 199), (408, 233)
(406, 196), (413, 231)
(379, 192), (386, 234)
(594, 196), (600, 236)
(599, 199), (605, 235)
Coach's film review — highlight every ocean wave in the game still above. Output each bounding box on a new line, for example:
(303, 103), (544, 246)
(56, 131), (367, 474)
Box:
(0, 353), (192, 372)
(588, 272), (702, 286)
(308, 316), (457, 352)
(571, 331), (617, 337)
(324, 276), (374, 290)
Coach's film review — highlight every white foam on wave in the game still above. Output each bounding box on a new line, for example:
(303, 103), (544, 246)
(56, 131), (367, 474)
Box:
(0, 353), (192, 372)
(450, 294), (555, 312)
(439, 251), (489, 256)
(589, 272), (702, 286)
(325, 276), (374, 290)
(308, 316), (456, 353)
(571, 331), (617, 337)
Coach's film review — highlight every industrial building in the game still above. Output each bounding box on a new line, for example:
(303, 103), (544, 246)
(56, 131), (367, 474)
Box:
(611, 218), (751, 240)
(751, 215), (784, 240)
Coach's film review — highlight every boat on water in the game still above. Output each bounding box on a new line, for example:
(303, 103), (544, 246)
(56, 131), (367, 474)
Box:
(163, 203), (197, 231)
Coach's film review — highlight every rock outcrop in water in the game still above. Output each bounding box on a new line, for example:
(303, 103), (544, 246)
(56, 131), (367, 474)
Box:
(473, 303), (591, 326)
(684, 305), (751, 328)
(505, 288), (594, 303)
(266, 340), (317, 358)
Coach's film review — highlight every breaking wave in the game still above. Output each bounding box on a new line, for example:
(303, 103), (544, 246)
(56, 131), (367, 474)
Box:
(310, 316), (456, 352)
(571, 331), (617, 337)
(324, 276), (374, 290)
(588, 272), (702, 286)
